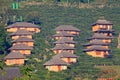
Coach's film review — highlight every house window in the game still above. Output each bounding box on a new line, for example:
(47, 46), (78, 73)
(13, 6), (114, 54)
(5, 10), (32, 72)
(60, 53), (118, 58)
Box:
(56, 50), (59, 54)
(96, 51), (101, 55)
(72, 58), (76, 62)
(108, 25), (110, 30)
(105, 40), (109, 43)
(8, 59), (14, 64)
(62, 66), (67, 70)
(68, 58), (71, 63)
(99, 25), (103, 29)
(69, 50), (73, 53)
(15, 59), (20, 64)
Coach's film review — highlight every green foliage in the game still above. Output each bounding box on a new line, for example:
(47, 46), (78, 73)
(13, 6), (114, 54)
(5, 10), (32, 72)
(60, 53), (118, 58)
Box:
(0, 27), (10, 54)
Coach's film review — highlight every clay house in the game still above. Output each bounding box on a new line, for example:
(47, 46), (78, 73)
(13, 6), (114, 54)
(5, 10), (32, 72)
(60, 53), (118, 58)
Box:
(83, 45), (110, 58)
(5, 22), (40, 33)
(91, 19), (114, 36)
(87, 33), (113, 43)
(83, 39), (109, 49)
(52, 44), (75, 54)
(53, 31), (74, 40)
(10, 29), (33, 40)
(53, 37), (76, 47)
(4, 52), (26, 65)
(55, 25), (80, 35)
(52, 51), (78, 63)
(12, 37), (34, 47)
(0, 67), (21, 80)
(9, 44), (33, 55)
(43, 58), (68, 72)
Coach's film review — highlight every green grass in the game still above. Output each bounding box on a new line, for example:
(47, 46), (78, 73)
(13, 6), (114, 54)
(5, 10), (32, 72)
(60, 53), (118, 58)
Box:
(96, 65), (120, 75)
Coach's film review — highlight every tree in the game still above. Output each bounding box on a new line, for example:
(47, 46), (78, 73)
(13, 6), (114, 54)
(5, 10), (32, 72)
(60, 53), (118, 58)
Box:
(0, 27), (10, 54)
(45, 71), (50, 80)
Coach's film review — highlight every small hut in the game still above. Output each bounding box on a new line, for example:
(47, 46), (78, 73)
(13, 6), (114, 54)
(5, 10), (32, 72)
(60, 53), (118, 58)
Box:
(53, 31), (74, 40)
(4, 52), (26, 65)
(55, 25), (80, 35)
(5, 22), (40, 33)
(10, 29), (33, 40)
(91, 19), (114, 36)
(87, 33), (113, 43)
(53, 37), (76, 47)
(83, 39), (109, 49)
(52, 44), (75, 54)
(52, 51), (78, 63)
(83, 45), (110, 58)
(12, 37), (34, 47)
(43, 58), (68, 72)
(9, 44), (33, 55)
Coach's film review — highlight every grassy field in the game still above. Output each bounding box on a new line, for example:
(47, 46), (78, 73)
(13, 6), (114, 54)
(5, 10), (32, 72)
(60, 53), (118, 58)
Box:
(96, 65), (120, 75)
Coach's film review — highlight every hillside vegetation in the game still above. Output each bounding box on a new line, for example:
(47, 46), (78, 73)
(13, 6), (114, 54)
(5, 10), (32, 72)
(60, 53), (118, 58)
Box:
(0, 0), (120, 80)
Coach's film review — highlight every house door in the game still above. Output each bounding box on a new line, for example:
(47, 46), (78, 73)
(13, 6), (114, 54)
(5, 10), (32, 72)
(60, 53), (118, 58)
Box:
(68, 58), (71, 63)
(58, 66), (62, 71)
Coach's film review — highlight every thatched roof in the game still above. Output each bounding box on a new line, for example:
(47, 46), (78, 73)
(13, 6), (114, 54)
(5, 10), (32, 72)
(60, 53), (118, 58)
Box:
(55, 25), (80, 31)
(53, 31), (74, 37)
(83, 45), (110, 52)
(0, 67), (20, 80)
(43, 58), (68, 66)
(52, 44), (75, 50)
(9, 44), (33, 50)
(12, 37), (34, 43)
(83, 39), (109, 46)
(87, 33), (113, 40)
(94, 29), (115, 33)
(92, 19), (113, 26)
(5, 22), (40, 29)
(4, 52), (25, 60)
(10, 29), (33, 36)
(53, 37), (76, 44)
(52, 51), (78, 59)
